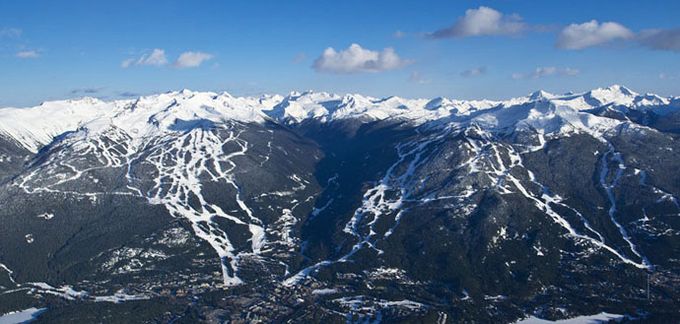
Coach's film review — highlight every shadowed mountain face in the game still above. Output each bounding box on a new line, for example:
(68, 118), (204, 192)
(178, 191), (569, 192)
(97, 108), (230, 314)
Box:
(0, 87), (679, 322)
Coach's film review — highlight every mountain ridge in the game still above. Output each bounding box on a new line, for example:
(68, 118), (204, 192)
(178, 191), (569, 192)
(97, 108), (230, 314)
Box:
(0, 85), (678, 154)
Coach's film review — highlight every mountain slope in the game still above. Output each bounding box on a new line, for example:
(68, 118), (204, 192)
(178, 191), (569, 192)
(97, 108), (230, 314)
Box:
(1, 86), (679, 323)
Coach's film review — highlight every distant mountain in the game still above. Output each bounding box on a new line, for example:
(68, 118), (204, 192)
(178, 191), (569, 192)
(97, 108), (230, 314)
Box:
(1, 86), (679, 323)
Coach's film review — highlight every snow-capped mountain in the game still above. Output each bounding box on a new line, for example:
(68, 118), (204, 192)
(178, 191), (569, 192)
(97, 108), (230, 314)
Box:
(1, 85), (676, 153)
(1, 85), (679, 322)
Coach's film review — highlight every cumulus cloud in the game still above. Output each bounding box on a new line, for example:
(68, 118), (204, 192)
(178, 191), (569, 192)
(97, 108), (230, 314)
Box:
(556, 20), (633, 50)
(557, 21), (680, 52)
(429, 6), (526, 38)
(637, 28), (680, 52)
(122, 49), (214, 68)
(121, 48), (168, 68)
(174, 51), (214, 68)
(512, 67), (580, 79)
(16, 50), (40, 58)
(313, 43), (410, 74)
(461, 66), (487, 78)
(137, 48), (168, 66)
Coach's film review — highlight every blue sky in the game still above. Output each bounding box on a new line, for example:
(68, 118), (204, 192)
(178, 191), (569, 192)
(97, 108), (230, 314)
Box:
(1, 0), (680, 106)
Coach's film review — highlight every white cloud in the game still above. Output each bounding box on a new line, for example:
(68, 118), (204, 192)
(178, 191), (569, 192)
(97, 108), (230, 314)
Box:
(174, 51), (214, 68)
(393, 30), (406, 39)
(556, 20), (633, 50)
(461, 66), (487, 77)
(122, 49), (214, 69)
(512, 67), (580, 79)
(313, 43), (410, 74)
(137, 49), (168, 66)
(637, 28), (680, 52)
(430, 6), (526, 38)
(16, 50), (40, 59)
(121, 48), (168, 68)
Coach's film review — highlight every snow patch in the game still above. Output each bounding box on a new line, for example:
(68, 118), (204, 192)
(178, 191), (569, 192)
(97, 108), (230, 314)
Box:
(515, 312), (625, 323)
(0, 307), (46, 324)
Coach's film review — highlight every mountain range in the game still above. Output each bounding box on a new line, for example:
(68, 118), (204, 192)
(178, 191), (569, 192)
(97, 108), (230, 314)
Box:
(0, 85), (679, 323)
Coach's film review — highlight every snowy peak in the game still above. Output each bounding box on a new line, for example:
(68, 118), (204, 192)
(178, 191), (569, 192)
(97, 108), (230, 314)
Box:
(0, 85), (675, 153)
(528, 90), (556, 101)
(104, 90), (273, 141)
(424, 97), (448, 110)
(0, 97), (116, 152)
(268, 91), (340, 123)
(632, 93), (670, 107)
(586, 84), (638, 106)
(0, 91), (275, 152)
